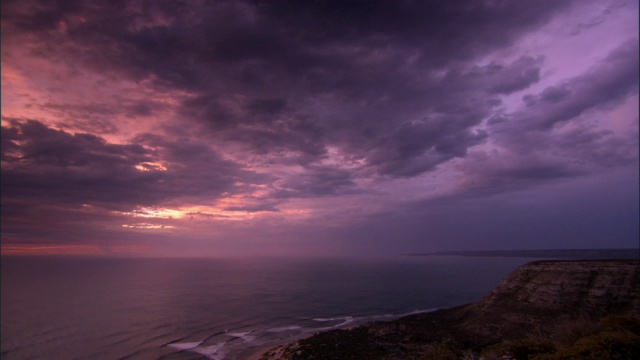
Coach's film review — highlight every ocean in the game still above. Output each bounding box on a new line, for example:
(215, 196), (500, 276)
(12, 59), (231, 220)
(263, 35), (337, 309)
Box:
(1, 255), (538, 359)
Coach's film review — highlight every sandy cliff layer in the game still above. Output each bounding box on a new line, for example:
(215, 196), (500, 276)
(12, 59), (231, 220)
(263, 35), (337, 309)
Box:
(476, 260), (639, 316)
(454, 260), (640, 342)
(259, 260), (640, 360)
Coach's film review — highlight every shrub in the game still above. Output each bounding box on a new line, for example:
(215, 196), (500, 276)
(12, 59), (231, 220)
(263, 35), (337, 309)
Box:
(533, 329), (640, 360)
(548, 317), (600, 345)
(599, 315), (640, 335)
(417, 342), (458, 360)
(483, 338), (555, 360)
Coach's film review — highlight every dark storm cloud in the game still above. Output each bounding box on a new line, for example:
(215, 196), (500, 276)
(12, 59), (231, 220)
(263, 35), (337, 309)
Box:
(247, 98), (287, 115)
(254, 0), (566, 64)
(445, 41), (640, 199)
(444, 122), (638, 200)
(38, 100), (157, 134)
(2, 118), (150, 169)
(481, 56), (544, 95)
(1, 119), (252, 210)
(274, 165), (357, 198)
(496, 40), (639, 137)
(3, 0), (634, 199)
(2, 0), (638, 255)
(2, 0), (571, 180)
(225, 117), (328, 164)
(366, 118), (488, 177)
(553, 126), (639, 168)
(454, 153), (587, 198)
(223, 202), (281, 212)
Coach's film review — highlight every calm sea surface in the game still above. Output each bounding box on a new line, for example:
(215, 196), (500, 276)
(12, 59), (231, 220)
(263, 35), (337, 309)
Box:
(1, 255), (539, 359)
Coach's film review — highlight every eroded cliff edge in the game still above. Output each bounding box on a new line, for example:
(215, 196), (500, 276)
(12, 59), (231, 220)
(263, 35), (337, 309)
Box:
(260, 260), (640, 359)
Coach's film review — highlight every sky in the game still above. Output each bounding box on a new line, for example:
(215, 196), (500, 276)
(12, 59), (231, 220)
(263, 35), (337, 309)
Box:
(1, 0), (638, 257)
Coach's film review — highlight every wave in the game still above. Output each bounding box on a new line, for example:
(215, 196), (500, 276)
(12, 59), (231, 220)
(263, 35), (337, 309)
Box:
(166, 309), (436, 359)
(228, 331), (256, 342)
(266, 325), (302, 333)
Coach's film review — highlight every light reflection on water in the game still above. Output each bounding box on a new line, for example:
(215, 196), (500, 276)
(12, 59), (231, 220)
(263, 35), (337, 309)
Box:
(1, 255), (537, 359)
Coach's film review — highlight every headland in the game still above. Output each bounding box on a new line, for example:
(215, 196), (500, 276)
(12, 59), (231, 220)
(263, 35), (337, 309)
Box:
(258, 260), (640, 359)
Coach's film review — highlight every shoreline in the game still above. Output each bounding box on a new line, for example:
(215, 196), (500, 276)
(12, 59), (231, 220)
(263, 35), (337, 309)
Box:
(247, 347), (273, 360)
(248, 345), (288, 360)
(257, 260), (640, 360)
(246, 315), (419, 360)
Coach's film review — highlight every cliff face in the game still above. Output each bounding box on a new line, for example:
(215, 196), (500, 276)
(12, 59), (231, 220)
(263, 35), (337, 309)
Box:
(456, 260), (640, 342)
(260, 260), (640, 360)
(474, 260), (640, 318)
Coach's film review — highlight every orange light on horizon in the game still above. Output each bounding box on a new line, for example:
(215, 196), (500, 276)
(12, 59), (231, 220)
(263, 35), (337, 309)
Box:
(121, 223), (176, 229)
(118, 207), (187, 219)
(0, 243), (148, 256)
(115, 200), (315, 226)
(1, 244), (101, 256)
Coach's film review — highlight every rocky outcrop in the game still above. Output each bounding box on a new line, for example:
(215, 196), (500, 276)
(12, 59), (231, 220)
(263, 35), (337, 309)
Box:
(475, 260), (639, 317)
(259, 260), (640, 360)
(452, 260), (640, 343)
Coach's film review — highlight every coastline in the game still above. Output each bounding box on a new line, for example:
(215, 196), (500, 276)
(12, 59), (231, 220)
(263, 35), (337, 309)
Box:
(248, 347), (274, 360)
(257, 260), (640, 360)
(248, 321), (374, 360)
(405, 248), (640, 259)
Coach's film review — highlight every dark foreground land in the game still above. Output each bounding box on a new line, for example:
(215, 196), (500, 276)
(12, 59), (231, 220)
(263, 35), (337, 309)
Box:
(259, 260), (640, 360)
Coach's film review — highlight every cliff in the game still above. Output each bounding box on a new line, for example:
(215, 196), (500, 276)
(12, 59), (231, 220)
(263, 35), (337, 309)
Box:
(259, 260), (640, 360)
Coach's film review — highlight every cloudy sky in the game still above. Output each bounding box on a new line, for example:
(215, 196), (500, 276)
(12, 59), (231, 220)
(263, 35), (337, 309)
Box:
(2, 0), (638, 257)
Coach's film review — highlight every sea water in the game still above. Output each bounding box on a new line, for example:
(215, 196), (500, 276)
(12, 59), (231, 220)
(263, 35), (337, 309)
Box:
(1, 255), (538, 359)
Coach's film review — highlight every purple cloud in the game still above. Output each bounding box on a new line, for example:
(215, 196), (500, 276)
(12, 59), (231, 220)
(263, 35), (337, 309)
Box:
(1, 0), (637, 255)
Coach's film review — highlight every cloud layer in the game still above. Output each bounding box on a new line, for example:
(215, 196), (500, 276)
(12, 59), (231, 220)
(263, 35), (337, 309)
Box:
(2, 0), (638, 256)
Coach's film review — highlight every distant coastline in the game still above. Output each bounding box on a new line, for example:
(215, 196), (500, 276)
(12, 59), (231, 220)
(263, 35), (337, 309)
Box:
(404, 248), (640, 259)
